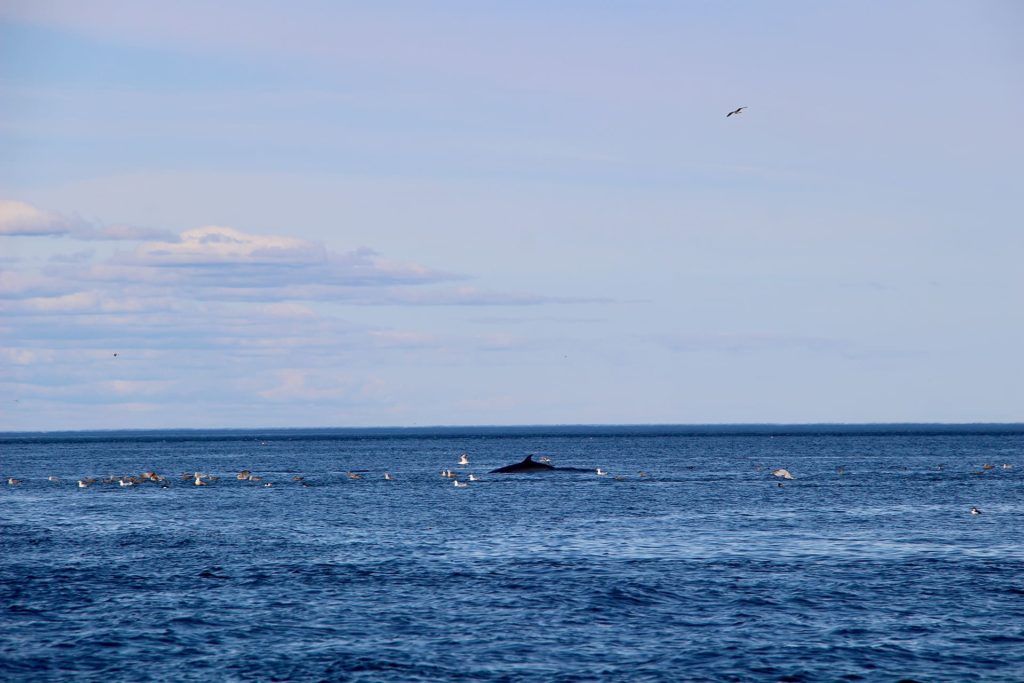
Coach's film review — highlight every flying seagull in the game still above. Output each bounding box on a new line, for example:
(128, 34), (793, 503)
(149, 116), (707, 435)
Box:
(726, 106), (746, 117)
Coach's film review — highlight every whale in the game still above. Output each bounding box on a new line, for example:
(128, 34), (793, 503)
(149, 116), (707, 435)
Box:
(490, 454), (555, 473)
(490, 454), (592, 474)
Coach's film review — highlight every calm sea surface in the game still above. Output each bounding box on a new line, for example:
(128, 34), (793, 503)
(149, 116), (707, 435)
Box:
(2, 426), (1023, 682)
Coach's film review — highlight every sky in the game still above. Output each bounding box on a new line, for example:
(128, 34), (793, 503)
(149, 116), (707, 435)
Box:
(1, 0), (1021, 430)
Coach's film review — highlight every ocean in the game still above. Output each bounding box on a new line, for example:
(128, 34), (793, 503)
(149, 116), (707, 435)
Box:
(2, 425), (1023, 681)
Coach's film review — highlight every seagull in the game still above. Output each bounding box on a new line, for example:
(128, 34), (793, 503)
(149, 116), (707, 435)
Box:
(772, 468), (795, 480)
(458, 453), (470, 466)
(453, 480), (469, 488)
(970, 506), (982, 515)
(726, 106), (746, 117)
(468, 474), (478, 481)
(384, 472), (394, 481)
(596, 468), (608, 476)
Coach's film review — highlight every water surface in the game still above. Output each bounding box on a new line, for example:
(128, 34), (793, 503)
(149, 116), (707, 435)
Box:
(2, 426), (1023, 681)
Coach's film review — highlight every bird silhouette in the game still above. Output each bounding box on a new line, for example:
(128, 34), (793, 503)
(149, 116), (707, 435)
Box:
(726, 106), (746, 117)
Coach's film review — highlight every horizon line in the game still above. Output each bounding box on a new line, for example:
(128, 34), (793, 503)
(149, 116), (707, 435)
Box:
(2, 421), (1023, 437)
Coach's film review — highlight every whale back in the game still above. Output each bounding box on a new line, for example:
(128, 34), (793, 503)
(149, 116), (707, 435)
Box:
(490, 454), (555, 474)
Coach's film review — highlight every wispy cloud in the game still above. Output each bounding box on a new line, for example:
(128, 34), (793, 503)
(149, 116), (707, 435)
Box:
(652, 332), (852, 355)
(0, 199), (82, 236)
(649, 332), (914, 361)
(115, 226), (458, 291)
(77, 224), (179, 241)
(0, 270), (74, 299)
(0, 198), (176, 240)
(332, 286), (608, 307)
(1, 202), (592, 309)
(128, 225), (324, 266)
(0, 199), (603, 428)
(255, 369), (384, 403)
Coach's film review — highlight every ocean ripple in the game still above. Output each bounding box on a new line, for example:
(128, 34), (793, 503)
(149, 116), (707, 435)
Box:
(2, 428), (1023, 681)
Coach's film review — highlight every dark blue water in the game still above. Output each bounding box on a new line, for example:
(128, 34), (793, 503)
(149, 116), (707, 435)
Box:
(2, 426), (1023, 681)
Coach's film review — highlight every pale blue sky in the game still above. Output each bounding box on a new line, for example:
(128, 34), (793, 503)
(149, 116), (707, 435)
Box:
(1, 1), (1021, 430)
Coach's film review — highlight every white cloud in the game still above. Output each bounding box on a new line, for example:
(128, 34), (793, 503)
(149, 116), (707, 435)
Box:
(0, 201), (607, 428)
(14, 292), (163, 315)
(0, 199), (79, 236)
(2, 200), (592, 308)
(131, 225), (324, 266)
(0, 269), (74, 298)
(0, 199), (177, 241)
(116, 225), (460, 292)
